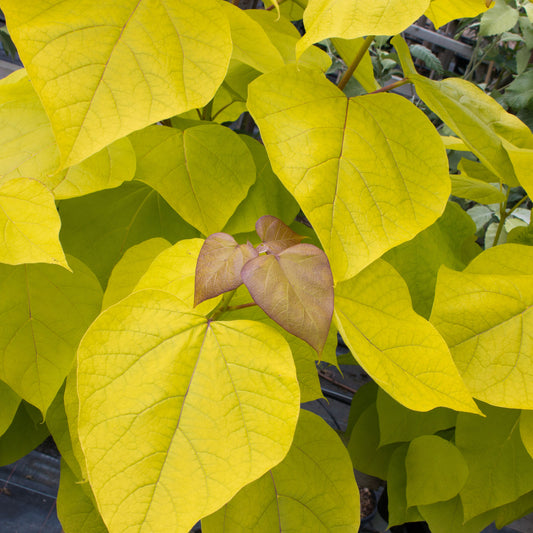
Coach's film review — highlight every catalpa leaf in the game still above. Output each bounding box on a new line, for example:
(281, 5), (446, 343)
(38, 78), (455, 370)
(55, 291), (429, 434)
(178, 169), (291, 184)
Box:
(221, 2), (284, 73)
(102, 238), (171, 309)
(57, 460), (107, 533)
(255, 215), (305, 254)
(457, 404), (533, 521)
(248, 65), (449, 281)
(296, 0), (430, 58)
(77, 290), (299, 533)
(241, 243), (334, 353)
(430, 256), (533, 409)
(0, 257), (102, 415)
(0, 177), (68, 268)
(335, 259), (479, 413)
(520, 410), (533, 461)
(406, 435), (469, 507)
(130, 124), (255, 236)
(135, 238), (221, 316)
(394, 35), (533, 189)
(0, 381), (20, 438)
(195, 233), (258, 306)
(0, 70), (136, 199)
(202, 410), (360, 532)
(59, 181), (199, 287)
(384, 201), (480, 318)
(425, 0), (494, 29)
(2, 0), (232, 167)
(223, 136), (300, 235)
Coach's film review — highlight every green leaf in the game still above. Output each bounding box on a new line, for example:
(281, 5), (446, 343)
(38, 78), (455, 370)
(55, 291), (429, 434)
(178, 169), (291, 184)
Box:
(503, 70), (533, 111)
(384, 201), (481, 318)
(520, 410), (533, 460)
(46, 384), (83, 481)
(394, 35), (533, 188)
(0, 380), (21, 437)
(59, 181), (199, 287)
(248, 65), (450, 282)
(134, 238), (221, 316)
(377, 389), (457, 446)
(221, 2), (284, 73)
(242, 243), (334, 353)
(457, 158), (500, 183)
(456, 403), (533, 521)
(0, 69), (59, 185)
(0, 402), (49, 466)
(64, 368), (87, 481)
(130, 124), (255, 236)
(495, 489), (533, 529)
(464, 243), (533, 275)
(223, 136), (300, 235)
(451, 174), (506, 204)
(0, 257), (102, 415)
(406, 435), (469, 507)
(430, 258), (533, 409)
(348, 403), (399, 479)
(194, 233), (258, 306)
(387, 446), (424, 527)
(503, 142), (533, 200)
(480, 0), (519, 36)
(418, 496), (496, 533)
(102, 238), (171, 309)
(296, 0), (430, 58)
(2, 0), (232, 167)
(49, 137), (136, 200)
(247, 10), (331, 72)
(203, 409), (360, 532)
(57, 459), (107, 533)
(346, 381), (378, 437)
(331, 37), (379, 93)
(425, 0), (494, 29)
(0, 70), (137, 199)
(263, 0), (307, 20)
(77, 290), (300, 532)
(218, 284), (332, 403)
(335, 259), (479, 413)
(0, 178), (68, 268)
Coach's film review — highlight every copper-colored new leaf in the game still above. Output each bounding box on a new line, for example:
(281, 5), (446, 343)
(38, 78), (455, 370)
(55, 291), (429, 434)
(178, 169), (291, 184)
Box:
(194, 233), (258, 306)
(241, 243), (334, 353)
(255, 215), (305, 254)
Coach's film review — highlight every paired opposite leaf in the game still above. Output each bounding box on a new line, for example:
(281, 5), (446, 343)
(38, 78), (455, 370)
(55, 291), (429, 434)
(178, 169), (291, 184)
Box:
(0, 177), (68, 268)
(242, 242), (334, 353)
(195, 233), (258, 306)
(255, 215), (305, 253)
(203, 410), (360, 532)
(77, 290), (299, 533)
(335, 259), (479, 413)
(248, 65), (450, 281)
(3, 0), (232, 167)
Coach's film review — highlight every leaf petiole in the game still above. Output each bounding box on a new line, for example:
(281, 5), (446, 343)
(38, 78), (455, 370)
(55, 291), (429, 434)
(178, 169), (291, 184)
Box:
(337, 35), (375, 91)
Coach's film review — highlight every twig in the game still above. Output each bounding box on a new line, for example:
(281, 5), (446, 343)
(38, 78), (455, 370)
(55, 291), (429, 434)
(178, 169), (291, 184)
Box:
(318, 370), (357, 394)
(369, 78), (410, 95)
(337, 35), (375, 91)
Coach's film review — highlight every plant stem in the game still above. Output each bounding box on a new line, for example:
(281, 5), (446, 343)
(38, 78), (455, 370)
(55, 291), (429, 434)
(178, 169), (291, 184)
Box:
(507, 194), (529, 217)
(266, 0), (287, 10)
(201, 99), (214, 121)
(370, 78), (410, 94)
(225, 302), (257, 311)
(337, 35), (375, 91)
(493, 187), (510, 246)
(317, 370), (357, 395)
(207, 290), (237, 322)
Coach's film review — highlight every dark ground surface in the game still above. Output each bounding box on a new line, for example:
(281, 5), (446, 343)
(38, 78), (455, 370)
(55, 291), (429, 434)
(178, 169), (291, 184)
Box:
(1, 360), (532, 532)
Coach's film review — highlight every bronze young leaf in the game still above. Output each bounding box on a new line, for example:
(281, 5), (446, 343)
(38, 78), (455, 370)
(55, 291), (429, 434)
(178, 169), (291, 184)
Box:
(194, 232), (258, 306)
(255, 214), (305, 254)
(241, 242), (334, 354)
